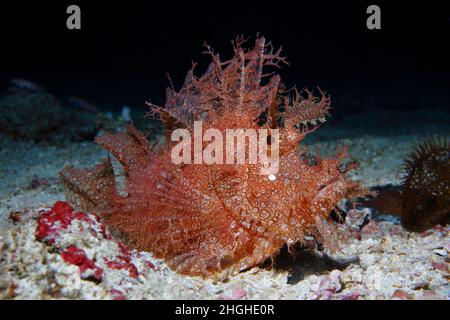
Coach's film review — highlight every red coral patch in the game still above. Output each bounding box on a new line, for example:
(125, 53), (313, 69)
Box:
(61, 245), (104, 281)
(35, 201), (95, 244)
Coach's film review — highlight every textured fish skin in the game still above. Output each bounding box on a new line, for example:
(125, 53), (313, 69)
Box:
(60, 37), (368, 277)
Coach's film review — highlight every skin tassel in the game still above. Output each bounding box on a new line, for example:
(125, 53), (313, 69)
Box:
(60, 37), (369, 277)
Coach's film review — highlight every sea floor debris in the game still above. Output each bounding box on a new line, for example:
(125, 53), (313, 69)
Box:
(0, 199), (448, 300)
(0, 127), (448, 300)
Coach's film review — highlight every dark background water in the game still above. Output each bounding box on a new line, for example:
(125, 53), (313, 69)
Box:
(0, 1), (449, 120)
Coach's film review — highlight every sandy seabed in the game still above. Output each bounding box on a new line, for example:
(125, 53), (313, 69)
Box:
(0, 129), (448, 300)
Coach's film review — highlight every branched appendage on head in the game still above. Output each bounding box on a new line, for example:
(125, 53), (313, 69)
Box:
(60, 36), (369, 278)
(146, 36), (289, 136)
(279, 88), (331, 155)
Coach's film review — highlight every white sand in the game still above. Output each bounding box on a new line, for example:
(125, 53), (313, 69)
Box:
(0, 129), (448, 300)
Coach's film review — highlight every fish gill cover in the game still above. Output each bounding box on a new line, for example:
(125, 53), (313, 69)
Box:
(59, 36), (370, 277)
